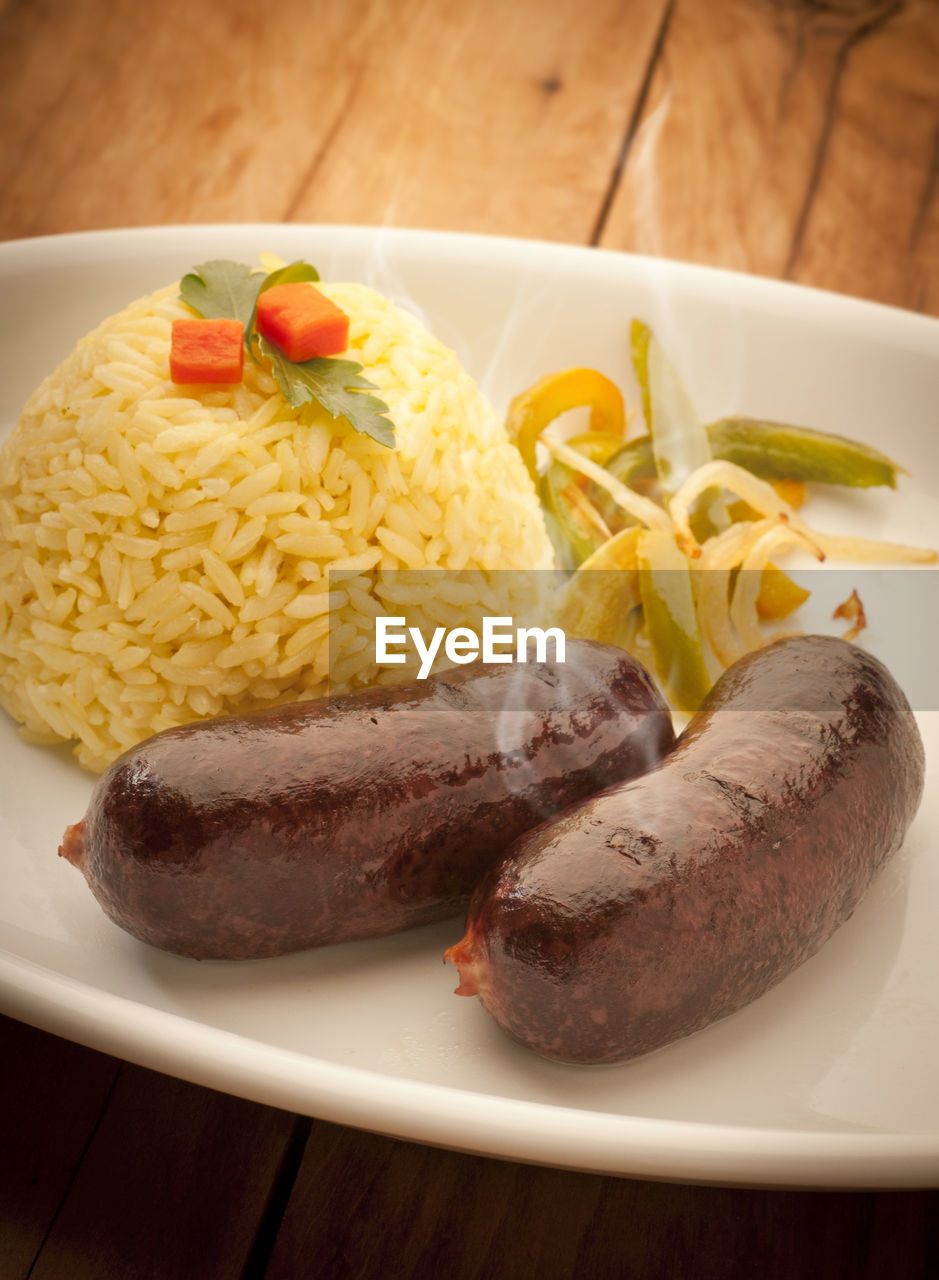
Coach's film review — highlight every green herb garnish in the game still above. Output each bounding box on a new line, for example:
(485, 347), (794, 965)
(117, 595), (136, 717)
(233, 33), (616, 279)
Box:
(258, 339), (396, 449)
(180, 260), (263, 330)
(179, 259), (395, 449)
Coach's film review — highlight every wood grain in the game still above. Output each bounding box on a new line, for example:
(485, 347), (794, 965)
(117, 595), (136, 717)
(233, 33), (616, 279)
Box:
(262, 1114), (939, 1280)
(2, 0), (934, 309)
(785, 0), (939, 312)
(0, 0), (368, 235)
(0, 1019), (119, 1280)
(5, 1026), (298, 1280)
(601, 0), (939, 313)
(0, 1014), (296, 1280)
(9, 1012), (931, 1280)
(0, 0), (670, 245)
(280, 0), (669, 242)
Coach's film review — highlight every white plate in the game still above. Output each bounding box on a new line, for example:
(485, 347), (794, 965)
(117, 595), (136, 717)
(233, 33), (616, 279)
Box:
(1, 225), (937, 1190)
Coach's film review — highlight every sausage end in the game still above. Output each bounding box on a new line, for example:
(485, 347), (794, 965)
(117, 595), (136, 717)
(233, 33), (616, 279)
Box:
(59, 820), (88, 873)
(444, 933), (484, 997)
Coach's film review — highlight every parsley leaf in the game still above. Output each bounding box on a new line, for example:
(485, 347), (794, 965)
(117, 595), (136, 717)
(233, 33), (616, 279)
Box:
(258, 260), (320, 291)
(179, 260), (263, 330)
(178, 258), (395, 449)
(258, 337), (395, 449)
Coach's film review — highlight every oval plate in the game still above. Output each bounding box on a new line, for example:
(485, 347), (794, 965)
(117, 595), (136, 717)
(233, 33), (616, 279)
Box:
(1, 224), (937, 1188)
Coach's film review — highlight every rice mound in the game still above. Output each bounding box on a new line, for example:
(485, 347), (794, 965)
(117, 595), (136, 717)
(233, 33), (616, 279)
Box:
(0, 278), (555, 772)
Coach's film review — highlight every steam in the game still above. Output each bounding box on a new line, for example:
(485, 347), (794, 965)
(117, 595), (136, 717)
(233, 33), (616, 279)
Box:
(627, 80), (673, 263)
(624, 77), (747, 420)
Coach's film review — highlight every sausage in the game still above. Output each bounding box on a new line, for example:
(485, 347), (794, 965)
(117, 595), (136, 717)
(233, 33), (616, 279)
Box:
(59, 638), (675, 959)
(444, 634), (925, 1064)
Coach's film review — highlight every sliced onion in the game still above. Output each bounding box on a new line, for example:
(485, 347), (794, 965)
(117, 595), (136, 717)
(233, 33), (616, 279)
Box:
(694, 521), (768, 667)
(729, 523), (822, 653)
(543, 437), (672, 532)
(812, 533), (937, 564)
(670, 460), (822, 556)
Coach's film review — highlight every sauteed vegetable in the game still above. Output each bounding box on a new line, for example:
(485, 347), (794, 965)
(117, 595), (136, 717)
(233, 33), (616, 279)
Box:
(509, 322), (936, 712)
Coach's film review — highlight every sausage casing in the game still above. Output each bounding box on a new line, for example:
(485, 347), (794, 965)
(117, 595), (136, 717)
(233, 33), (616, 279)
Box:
(59, 638), (675, 959)
(445, 635), (925, 1064)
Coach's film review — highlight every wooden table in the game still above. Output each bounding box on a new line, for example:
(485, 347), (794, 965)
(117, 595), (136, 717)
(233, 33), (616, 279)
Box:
(2, 1), (937, 1275)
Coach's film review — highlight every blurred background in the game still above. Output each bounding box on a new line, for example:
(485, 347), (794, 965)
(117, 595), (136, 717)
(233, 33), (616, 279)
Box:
(2, 0), (936, 311)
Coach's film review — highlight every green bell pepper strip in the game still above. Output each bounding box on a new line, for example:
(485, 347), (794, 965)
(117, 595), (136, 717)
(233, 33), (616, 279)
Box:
(636, 528), (712, 713)
(704, 418), (903, 488)
(632, 319), (717, 504)
(631, 322), (718, 702)
(540, 430), (631, 568)
(630, 318), (652, 433)
(539, 473), (610, 570)
(600, 418), (904, 494)
(633, 319), (733, 559)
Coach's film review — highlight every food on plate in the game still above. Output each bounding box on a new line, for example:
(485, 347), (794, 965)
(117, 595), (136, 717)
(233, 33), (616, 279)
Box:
(512, 320), (936, 712)
(254, 281), (351, 362)
(58, 638), (675, 960)
(0, 257), (554, 772)
(445, 634), (925, 1064)
(169, 318), (245, 385)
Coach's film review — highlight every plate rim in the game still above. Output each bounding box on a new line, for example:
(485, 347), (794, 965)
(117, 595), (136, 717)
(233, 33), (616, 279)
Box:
(1, 222), (937, 1189)
(1, 220), (937, 335)
(4, 948), (938, 1190)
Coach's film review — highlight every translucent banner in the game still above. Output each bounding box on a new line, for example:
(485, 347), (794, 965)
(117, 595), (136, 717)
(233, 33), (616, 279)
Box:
(326, 567), (939, 712)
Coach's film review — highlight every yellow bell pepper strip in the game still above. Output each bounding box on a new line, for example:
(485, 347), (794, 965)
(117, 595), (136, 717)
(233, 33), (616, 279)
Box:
(636, 528), (712, 713)
(554, 527), (643, 652)
(506, 367), (626, 484)
(771, 478), (807, 509)
(754, 564), (811, 620)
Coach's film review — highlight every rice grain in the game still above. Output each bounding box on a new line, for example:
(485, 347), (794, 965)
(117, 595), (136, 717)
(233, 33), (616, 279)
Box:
(0, 277), (554, 771)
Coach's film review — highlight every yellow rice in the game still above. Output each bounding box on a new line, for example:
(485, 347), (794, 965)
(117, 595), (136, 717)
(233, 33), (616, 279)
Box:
(0, 278), (555, 771)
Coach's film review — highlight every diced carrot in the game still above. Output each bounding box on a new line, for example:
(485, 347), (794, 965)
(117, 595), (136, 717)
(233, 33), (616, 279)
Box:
(170, 318), (245, 384)
(255, 283), (350, 362)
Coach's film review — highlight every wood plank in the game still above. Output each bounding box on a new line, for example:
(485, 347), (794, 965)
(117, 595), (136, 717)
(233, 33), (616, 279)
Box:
(4, 1015), (937, 1280)
(0, 1015), (119, 1280)
(263, 1121), (606, 1280)
(0, 0), (669, 246)
(265, 1118), (939, 1280)
(784, 0), (939, 313)
(17, 1045), (298, 1280)
(601, 0), (939, 314)
(283, 0), (670, 243)
(0, 0), (365, 238)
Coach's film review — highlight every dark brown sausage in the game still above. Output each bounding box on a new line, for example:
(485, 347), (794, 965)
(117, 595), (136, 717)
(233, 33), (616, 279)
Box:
(59, 639), (675, 959)
(445, 635), (925, 1064)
